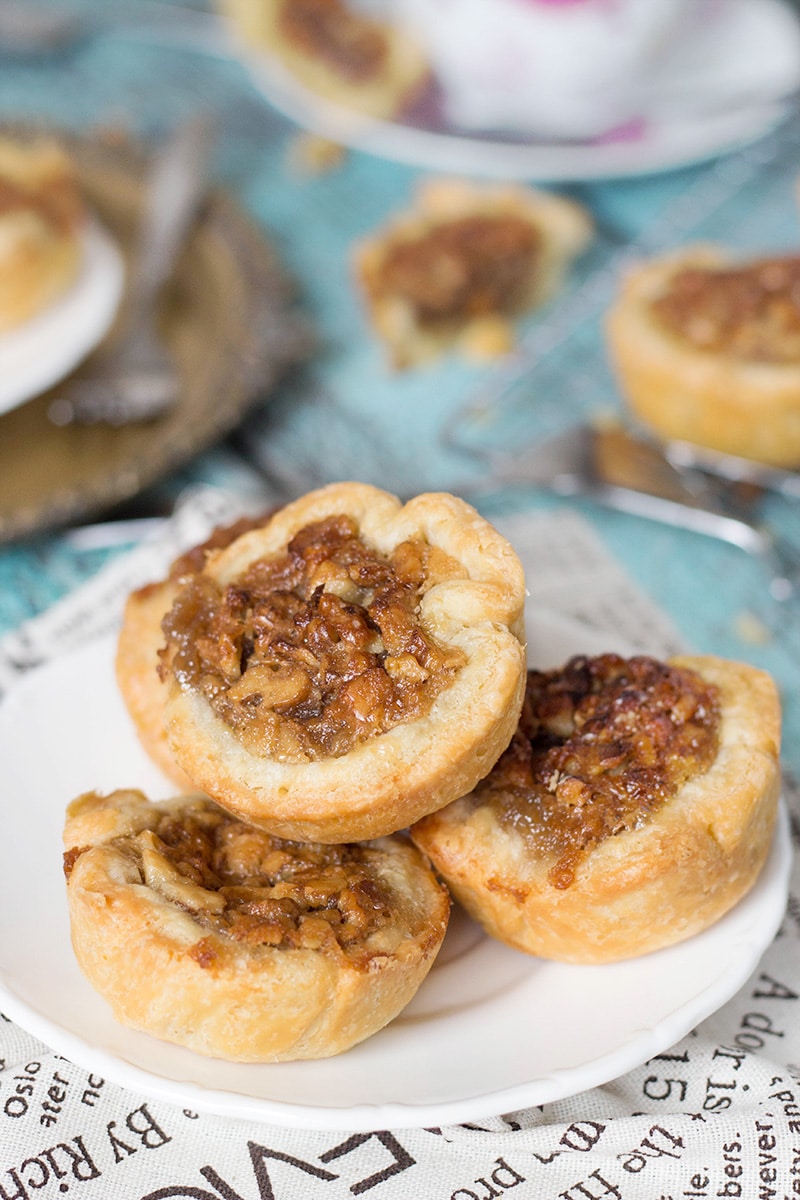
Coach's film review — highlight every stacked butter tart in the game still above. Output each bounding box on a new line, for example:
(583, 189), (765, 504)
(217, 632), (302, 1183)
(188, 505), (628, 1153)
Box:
(64, 482), (781, 1061)
(412, 652), (780, 964)
(66, 483), (527, 1060)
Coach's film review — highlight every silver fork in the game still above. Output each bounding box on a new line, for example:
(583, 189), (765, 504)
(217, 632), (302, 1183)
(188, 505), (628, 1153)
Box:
(462, 423), (800, 602)
(664, 439), (800, 501)
(48, 117), (214, 427)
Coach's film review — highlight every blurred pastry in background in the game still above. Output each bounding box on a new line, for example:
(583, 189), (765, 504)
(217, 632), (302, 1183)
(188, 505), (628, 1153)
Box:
(221, 0), (430, 120)
(606, 245), (800, 467)
(0, 136), (84, 332)
(354, 178), (592, 368)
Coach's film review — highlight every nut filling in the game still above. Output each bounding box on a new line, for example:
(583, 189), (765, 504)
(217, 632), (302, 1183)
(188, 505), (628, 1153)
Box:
(651, 257), (800, 363)
(482, 655), (721, 889)
(161, 514), (467, 761)
(373, 214), (541, 327)
(277, 0), (389, 82)
(64, 803), (397, 965)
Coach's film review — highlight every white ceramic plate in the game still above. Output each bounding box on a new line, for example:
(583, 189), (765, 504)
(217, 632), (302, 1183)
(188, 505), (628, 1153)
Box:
(239, 56), (791, 182)
(228, 0), (800, 180)
(0, 633), (790, 1131)
(0, 218), (125, 416)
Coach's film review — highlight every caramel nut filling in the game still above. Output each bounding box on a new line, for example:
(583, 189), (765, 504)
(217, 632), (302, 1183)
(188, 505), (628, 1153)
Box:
(651, 256), (800, 363)
(64, 801), (399, 966)
(277, 0), (389, 83)
(161, 514), (468, 761)
(374, 214), (541, 327)
(482, 655), (720, 889)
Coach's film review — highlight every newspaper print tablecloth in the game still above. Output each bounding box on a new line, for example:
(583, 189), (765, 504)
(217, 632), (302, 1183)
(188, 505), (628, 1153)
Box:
(0, 492), (797, 1200)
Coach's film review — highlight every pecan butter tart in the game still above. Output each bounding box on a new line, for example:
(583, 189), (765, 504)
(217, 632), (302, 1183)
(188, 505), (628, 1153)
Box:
(606, 246), (800, 467)
(355, 178), (592, 368)
(159, 482), (527, 843)
(220, 0), (429, 120)
(412, 653), (781, 964)
(64, 789), (449, 1061)
(0, 136), (84, 332)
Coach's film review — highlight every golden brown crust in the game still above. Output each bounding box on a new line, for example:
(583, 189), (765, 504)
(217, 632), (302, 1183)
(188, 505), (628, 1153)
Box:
(606, 246), (800, 467)
(411, 654), (781, 964)
(355, 178), (592, 368)
(161, 482), (527, 842)
(64, 788), (450, 1061)
(221, 0), (429, 120)
(0, 137), (84, 332)
(116, 579), (194, 788)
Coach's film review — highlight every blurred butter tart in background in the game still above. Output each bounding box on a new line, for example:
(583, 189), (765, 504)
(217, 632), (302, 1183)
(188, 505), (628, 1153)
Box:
(355, 178), (592, 368)
(0, 135), (84, 332)
(607, 246), (800, 468)
(221, 0), (430, 120)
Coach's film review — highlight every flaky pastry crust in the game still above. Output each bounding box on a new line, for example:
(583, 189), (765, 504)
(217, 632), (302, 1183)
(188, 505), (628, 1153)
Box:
(161, 482), (527, 842)
(0, 136), (84, 332)
(355, 178), (592, 368)
(64, 789), (450, 1061)
(606, 246), (800, 467)
(221, 0), (429, 120)
(411, 654), (781, 964)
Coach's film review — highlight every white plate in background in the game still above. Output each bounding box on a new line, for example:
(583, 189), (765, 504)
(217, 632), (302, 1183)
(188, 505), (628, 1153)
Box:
(230, 0), (800, 180)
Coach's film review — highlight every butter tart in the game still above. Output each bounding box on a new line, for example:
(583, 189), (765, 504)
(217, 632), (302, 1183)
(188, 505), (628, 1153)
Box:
(64, 789), (449, 1061)
(116, 512), (274, 789)
(0, 136), (84, 332)
(412, 653), (781, 964)
(355, 178), (592, 368)
(606, 246), (800, 467)
(159, 482), (527, 842)
(222, 0), (429, 120)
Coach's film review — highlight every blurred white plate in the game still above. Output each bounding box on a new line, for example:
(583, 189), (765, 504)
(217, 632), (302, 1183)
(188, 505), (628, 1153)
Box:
(229, 0), (800, 180)
(0, 218), (125, 416)
(0, 629), (789, 1131)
